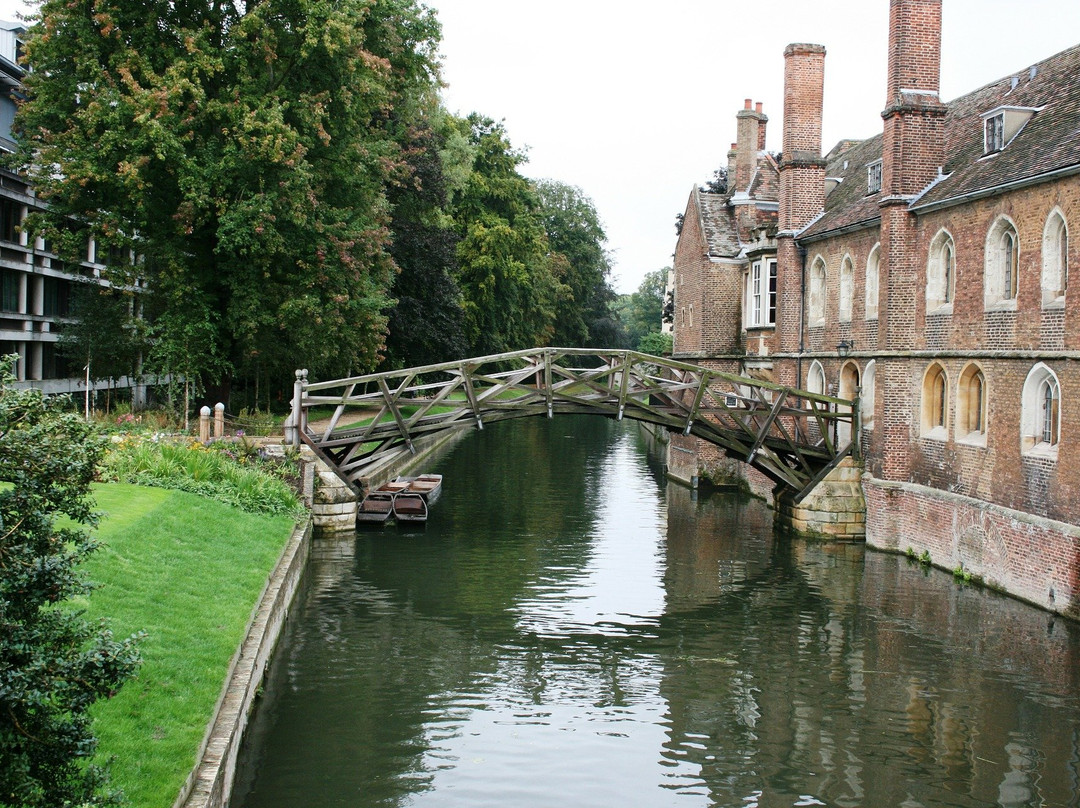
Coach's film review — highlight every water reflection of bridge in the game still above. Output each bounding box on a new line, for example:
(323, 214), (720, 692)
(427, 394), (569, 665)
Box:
(287, 348), (857, 500)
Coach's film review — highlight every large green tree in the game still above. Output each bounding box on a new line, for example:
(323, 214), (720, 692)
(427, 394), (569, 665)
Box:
(533, 180), (616, 348)
(13, 0), (441, 394)
(449, 114), (563, 355)
(381, 111), (468, 369)
(615, 267), (670, 350)
(0, 358), (141, 807)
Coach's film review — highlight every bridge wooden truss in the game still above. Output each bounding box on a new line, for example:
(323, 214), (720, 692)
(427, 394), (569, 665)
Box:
(286, 348), (858, 503)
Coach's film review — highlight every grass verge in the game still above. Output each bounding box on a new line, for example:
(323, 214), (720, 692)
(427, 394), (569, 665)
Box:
(80, 483), (297, 808)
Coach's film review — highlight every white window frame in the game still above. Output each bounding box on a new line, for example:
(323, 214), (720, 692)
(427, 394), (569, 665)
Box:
(746, 257), (778, 328)
(920, 362), (949, 440)
(865, 244), (880, 320)
(985, 217), (1020, 309)
(956, 363), (987, 446)
(1042, 209), (1068, 307)
(866, 160), (882, 195)
(926, 229), (955, 313)
(862, 360), (876, 431)
(808, 256), (826, 326)
(1021, 363), (1060, 457)
(985, 113), (1005, 154)
(839, 254), (854, 322)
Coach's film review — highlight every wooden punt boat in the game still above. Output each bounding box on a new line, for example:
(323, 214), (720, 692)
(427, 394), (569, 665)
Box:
(356, 491), (396, 524)
(393, 473), (443, 504)
(392, 492), (428, 523)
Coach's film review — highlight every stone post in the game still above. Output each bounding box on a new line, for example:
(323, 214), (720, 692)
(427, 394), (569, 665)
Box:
(199, 405), (211, 443)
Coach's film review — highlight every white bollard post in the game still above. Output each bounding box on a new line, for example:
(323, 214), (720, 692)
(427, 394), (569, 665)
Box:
(199, 405), (211, 443)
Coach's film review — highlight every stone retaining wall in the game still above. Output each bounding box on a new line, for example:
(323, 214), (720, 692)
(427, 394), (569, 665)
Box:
(175, 518), (312, 808)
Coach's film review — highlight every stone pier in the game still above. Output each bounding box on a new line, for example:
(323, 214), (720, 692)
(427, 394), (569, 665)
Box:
(776, 457), (866, 541)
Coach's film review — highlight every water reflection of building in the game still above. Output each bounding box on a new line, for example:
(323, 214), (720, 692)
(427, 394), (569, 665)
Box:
(658, 492), (1080, 807)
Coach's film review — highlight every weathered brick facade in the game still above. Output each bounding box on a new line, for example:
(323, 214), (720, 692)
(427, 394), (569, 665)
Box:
(668, 0), (1080, 618)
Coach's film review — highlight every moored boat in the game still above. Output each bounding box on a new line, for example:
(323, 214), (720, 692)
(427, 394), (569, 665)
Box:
(393, 473), (442, 504)
(356, 491), (396, 524)
(392, 491), (428, 523)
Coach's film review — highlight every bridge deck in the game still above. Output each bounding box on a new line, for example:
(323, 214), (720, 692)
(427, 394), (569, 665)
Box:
(286, 348), (858, 503)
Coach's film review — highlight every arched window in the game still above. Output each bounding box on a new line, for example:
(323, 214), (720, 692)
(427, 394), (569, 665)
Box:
(807, 360), (825, 396)
(865, 244), (880, 320)
(862, 360), (876, 430)
(957, 364), (987, 443)
(808, 257), (826, 325)
(985, 217), (1020, 307)
(921, 362), (948, 438)
(839, 254), (854, 322)
(927, 230), (955, 312)
(838, 362), (860, 445)
(1021, 364), (1060, 454)
(1042, 210), (1068, 306)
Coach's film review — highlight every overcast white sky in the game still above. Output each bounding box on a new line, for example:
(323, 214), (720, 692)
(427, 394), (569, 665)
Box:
(2, 1), (1078, 293)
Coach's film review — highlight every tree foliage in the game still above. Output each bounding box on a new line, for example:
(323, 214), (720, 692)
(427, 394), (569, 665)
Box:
(58, 281), (145, 391)
(615, 268), (670, 350)
(14, 0), (442, 390)
(449, 114), (562, 355)
(533, 180), (616, 348)
(0, 358), (141, 807)
(381, 113), (468, 369)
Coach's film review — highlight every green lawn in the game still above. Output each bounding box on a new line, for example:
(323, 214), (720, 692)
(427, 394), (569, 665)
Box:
(80, 483), (297, 808)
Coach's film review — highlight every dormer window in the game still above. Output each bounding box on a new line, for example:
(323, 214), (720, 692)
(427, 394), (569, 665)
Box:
(866, 160), (882, 195)
(981, 105), (1040, 156)
(985, 114), (1005, 153)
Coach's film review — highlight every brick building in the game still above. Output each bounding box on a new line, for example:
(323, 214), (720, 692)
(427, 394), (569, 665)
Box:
(669, 0), (1080, 618)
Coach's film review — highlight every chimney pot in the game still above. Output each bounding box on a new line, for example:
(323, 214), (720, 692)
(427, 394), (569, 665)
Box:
(755, 102), (763, 114)
(744, 98), (753, 110)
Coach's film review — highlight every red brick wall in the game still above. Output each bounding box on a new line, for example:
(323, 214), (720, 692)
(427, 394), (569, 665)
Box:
(671, 192), (744, 358)
(865, 477), (1080, 619)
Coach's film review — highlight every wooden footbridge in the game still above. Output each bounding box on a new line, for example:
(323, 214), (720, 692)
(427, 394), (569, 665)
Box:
(285, 348), (858, 503)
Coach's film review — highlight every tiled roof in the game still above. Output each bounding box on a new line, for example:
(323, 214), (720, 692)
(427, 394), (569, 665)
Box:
(799, 41), (1080, 240)
(917, 42), (1080, 208)
(696, 189), (742, 259)
(801, 134), (884, 239)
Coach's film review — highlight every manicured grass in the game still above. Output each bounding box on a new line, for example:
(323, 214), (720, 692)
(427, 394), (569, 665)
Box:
(80, 483), (297, 808)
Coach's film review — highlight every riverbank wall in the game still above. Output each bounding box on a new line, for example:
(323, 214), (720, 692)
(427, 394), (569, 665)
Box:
(177, 429), (463, 808)
(864, 476), (1080, 620)
(177, 518), (312, 808)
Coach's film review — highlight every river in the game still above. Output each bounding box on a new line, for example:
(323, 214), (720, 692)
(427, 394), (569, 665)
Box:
(234, 416), (1080, 808)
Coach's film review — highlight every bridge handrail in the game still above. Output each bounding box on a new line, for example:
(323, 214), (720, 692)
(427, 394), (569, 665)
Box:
(300, 347), (854, 410)
(290, 348), (859, 499)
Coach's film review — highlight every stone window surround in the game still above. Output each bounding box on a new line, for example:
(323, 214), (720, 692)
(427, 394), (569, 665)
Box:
(985, 216), (1020, 310)
(1042, 209), (1068, 308)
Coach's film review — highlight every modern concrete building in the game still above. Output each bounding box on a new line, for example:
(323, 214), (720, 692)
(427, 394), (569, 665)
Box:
(0, 19), (145, 400)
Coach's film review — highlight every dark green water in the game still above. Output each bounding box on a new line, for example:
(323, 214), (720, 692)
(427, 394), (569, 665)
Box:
(234, 416), (1080, 808)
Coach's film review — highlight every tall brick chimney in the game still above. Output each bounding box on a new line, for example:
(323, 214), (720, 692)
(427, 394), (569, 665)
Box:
(881, 0), (946, 197)
(776, 43), (826, 361)
(877, 0), (947, 481)
(778, 44), (826, 233)
(734, 99), (768, 193)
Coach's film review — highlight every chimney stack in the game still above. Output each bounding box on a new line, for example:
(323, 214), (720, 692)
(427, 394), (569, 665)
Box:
(779, 43), (826, 232)
(881, 0), (946, 197)
(734, 99), (768, 193)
